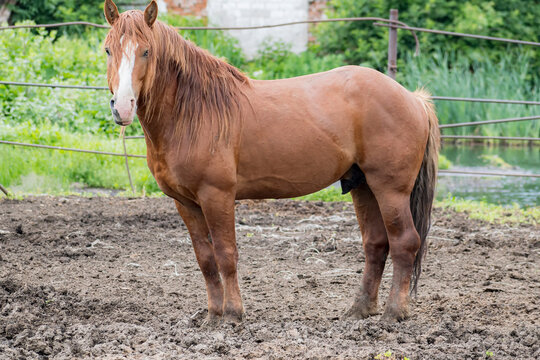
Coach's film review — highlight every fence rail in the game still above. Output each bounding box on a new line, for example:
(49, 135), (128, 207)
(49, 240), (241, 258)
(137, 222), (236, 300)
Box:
(441, 135), (540, 142)
(0, 80), (108, 90)
(431, 96), (540, 106)
(438, 115), (540, 129)
(1, 12), (539, 195)
(439, 170), (540, 178)
(2, 17), (539, 48)
(2, 82), (540, 107)
(0, 140), (145, 158)
(373, 23), (540, 47)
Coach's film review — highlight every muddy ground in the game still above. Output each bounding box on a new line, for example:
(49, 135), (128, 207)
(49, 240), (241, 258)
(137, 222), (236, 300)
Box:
(0, 196), (538, 359)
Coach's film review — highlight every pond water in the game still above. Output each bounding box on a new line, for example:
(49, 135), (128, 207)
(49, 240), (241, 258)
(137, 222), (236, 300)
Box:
(437, 144), (539, 207)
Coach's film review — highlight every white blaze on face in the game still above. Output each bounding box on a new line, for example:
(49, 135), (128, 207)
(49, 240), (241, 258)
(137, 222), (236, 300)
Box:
(114, 36), (139, 121)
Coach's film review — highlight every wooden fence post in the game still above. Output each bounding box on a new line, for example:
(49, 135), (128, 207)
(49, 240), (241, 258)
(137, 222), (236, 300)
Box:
(387, 9), (398, 79)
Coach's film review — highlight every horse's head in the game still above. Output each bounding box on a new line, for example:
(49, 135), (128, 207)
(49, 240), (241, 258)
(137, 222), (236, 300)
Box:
(103, 0), (158, 126)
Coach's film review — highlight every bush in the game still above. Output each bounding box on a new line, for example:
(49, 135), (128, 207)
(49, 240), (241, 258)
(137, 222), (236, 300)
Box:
(313, 0), (540, 75)
(0, 24), (116, 134)
(7, 0), (105, 37)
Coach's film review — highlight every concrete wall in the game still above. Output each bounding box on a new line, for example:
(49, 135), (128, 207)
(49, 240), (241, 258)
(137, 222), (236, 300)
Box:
(207, 0), (308, 59)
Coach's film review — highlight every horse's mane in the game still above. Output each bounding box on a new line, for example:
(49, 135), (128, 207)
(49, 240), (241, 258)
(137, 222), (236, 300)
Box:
(105, 10), (249, 145)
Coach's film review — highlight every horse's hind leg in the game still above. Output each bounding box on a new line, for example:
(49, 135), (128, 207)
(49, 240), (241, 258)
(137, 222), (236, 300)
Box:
(174, 200), (224, 323)
(344, 184), (389, 319)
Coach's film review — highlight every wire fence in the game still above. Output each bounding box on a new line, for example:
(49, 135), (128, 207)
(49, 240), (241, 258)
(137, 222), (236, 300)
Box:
(0, 12), (539, 195)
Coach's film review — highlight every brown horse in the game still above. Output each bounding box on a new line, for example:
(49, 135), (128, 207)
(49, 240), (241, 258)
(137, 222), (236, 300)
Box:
(103, 0), (439, 323)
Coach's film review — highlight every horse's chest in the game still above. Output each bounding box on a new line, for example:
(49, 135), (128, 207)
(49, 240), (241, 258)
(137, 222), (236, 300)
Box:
(147, 153), (195, 201)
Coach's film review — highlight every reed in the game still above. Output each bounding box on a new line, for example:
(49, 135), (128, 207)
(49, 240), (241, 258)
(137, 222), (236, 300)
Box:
(400, 50), (540, 139)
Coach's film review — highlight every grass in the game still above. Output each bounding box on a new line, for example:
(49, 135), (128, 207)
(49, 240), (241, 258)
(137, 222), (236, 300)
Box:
(436, 195), (539, 225)
(0, 122), (160, 195)
(295, 189), (538, 225)
(296, 187), (352, 202)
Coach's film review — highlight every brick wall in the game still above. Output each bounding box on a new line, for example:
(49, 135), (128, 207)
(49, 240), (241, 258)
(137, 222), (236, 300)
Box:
(163, 0), (207, 17)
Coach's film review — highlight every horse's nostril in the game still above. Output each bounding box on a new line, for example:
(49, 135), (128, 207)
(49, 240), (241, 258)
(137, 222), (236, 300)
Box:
(110, 99), (115, 108)
(130, 98), (135, 107)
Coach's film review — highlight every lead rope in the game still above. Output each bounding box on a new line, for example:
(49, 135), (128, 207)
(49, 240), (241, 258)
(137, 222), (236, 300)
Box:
(121, 127), (135, 193)
(0, 183), (9, 196)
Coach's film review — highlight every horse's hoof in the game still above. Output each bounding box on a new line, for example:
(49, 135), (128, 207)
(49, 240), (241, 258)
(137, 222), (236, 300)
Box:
(200, 313), (222, 327)
(222, 310), (244, 324)
(342, 304), (377, 320)
(381, 304), (409, 322)
(342, 293), (378, 320)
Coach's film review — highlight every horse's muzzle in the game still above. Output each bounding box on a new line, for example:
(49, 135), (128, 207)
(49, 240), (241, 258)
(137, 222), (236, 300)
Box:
(110, 97), (135, 126)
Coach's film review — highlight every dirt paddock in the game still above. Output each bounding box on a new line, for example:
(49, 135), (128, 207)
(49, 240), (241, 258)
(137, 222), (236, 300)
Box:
(0, 196), (538, 359)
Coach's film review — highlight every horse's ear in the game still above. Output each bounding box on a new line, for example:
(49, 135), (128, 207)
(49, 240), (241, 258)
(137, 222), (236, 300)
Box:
(104, 0), (120, 26)
(144, 0), (158, 28)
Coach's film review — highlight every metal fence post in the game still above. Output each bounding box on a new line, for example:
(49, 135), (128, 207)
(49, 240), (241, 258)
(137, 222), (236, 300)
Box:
(387, 9), (398, 79)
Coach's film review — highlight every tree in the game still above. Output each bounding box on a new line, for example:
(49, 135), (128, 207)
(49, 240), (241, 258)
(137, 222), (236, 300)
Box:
(7, 0), (105, 36)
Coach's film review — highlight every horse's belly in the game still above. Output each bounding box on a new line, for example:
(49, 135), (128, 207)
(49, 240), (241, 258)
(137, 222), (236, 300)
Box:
(236, 147), (351, 200)
(236, 175), (333, 199)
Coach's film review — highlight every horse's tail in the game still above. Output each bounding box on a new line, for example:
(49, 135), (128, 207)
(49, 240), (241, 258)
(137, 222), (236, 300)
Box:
(410, 88), (440, 295)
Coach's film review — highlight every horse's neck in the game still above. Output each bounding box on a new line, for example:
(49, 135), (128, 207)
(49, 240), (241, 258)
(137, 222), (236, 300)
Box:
(137, 86), (179, 151)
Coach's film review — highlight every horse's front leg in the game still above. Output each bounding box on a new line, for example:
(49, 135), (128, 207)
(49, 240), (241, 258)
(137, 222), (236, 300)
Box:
(174, 200), (224, 323)
(198, 186), (243, 322)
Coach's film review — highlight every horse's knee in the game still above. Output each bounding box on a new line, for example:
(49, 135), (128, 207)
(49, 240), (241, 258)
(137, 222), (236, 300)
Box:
(213, 246), (239, 277)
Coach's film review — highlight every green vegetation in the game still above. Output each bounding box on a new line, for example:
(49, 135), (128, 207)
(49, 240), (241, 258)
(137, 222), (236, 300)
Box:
(438, 155), (452, 170)
(314, 0), (540, 76)
(0, 10), (537, 203)
(479, 154), (513, 169)
(295, 190), (539, 225)
(0, 24), (113, 134)
(374, 350), (409, 360)
(1, 122), (156, 195)
(296, 187), (352, 203)
(436, 196), (539, 225)
(7, 0), (105, 37)
(400, 51), (540, 138)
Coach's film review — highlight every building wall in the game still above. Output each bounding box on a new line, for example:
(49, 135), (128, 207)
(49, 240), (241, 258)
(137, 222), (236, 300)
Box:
(163, 0), (329, 58)
(207, 0), (308, 58)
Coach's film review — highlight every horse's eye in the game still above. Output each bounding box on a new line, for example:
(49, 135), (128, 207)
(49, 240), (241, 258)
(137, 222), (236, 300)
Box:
(143, 50), (149, 57)
(105, 48), (111, 56)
